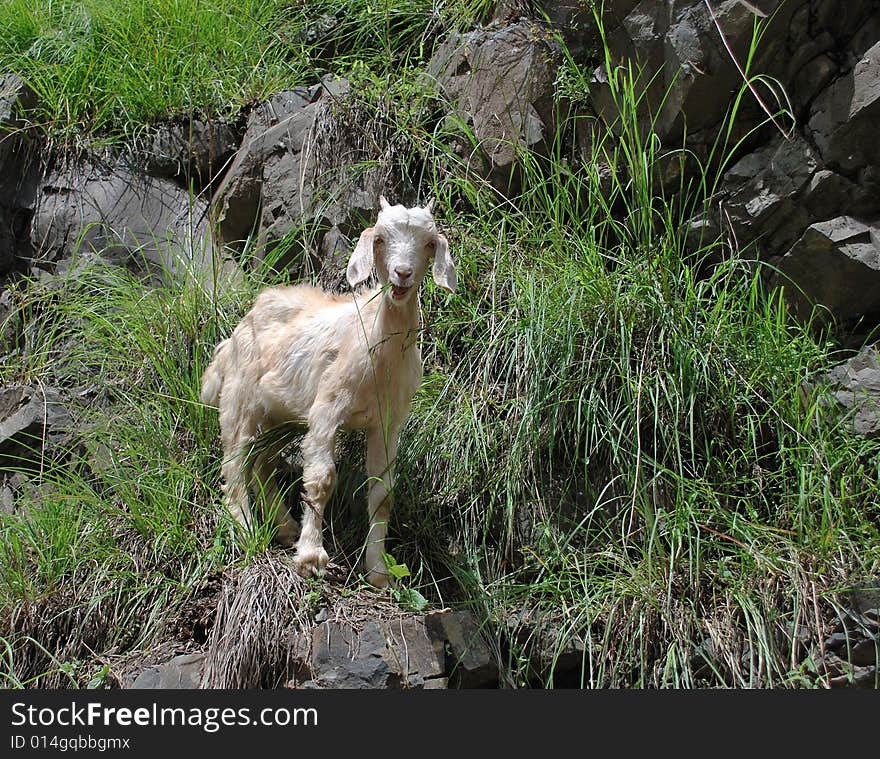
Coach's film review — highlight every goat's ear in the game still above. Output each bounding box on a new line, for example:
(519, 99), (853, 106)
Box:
(379, 195), (390, 210)
(432, 234), (457, 293)
(347, 226), (375, 287)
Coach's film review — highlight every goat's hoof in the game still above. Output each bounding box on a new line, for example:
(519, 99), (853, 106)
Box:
(293, 546), (330, 579)
(365, 569), (390, 589)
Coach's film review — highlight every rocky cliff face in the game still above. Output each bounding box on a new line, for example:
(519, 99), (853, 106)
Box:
(4, 1), (880, 332)
(6, 1), (880, 330)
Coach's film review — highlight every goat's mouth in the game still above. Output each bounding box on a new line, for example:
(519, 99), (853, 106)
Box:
(390, 284), (412, 301)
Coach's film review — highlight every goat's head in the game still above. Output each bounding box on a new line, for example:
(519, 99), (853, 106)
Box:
(346, 195), (457, 306)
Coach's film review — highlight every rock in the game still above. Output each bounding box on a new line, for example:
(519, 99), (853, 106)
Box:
(145, 116), (242, 191)
(212, 77), (412, 281)
(0, 384), (72, 471)
(30, 154), (216, 287)
(296, 614), (447, 689)
(824, 631), (850, 651)
(130, 653), (206, 689)
(718, 134), (820, 256)
(588, 0), (796, 149)
(850, 581), (880, 616)
(828, 662), (877, 688)
(427, 21), (562, 194)
(809, 40), (880, 174)
(515, 0), (637, 65)
(775, 217), (880, 326)
(824, 345), (880, 436)
(427, 609), (499, 688)
(848, 638), (879, 668)
(0, 74), (40, 277)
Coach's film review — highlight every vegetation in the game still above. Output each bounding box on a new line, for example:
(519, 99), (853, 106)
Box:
(1, 1), (878, 688)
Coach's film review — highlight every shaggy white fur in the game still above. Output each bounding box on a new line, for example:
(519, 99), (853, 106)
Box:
(201, 196), (456, 586)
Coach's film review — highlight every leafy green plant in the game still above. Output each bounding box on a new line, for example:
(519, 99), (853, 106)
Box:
(382, 553), (429, 612)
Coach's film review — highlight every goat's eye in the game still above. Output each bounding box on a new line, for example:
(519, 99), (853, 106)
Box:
(426, 240), (436, 250)
(373, 236), (384, 246)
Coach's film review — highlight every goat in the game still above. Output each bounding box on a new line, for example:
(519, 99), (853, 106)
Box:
(200, 196), (456, 586)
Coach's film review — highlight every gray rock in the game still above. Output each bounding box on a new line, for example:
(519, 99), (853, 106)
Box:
(0, 384), (72, 470)
(848, 638), (879, 668)
(212, 77), (406, 280)
(824, 345), (880, 437)
(824, 631), (850, 651)
(309, 620), (398, 689)
(296, 613), (447, 689)
(426, 609), (499, 688)
(0, 75), (40, 276)
(809, 40), (880, 174)
(131, 653), (206, 689)
(427, 21), (562, 194)
(588, 0), (795, 149)
(145, 117), (241, 189)
(776, 217), (880, 326)
(719, 134), (820, 256)
(30, 155), (216, 287)
(850, 581), (880, 615)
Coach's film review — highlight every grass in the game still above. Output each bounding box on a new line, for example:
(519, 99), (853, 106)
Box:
(1, 1), (879, 688)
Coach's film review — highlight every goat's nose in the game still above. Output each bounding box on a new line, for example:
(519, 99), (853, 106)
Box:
(394, 265), (413, 281)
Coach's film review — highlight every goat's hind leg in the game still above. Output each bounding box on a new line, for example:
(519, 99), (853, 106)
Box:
(251, 433), (301, 546)
(292, 415), (338, 578)
(218, 390), (258, 537)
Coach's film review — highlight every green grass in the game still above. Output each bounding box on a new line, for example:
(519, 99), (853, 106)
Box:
(0, 0), (451, 142)
(1, 2), (879, 688)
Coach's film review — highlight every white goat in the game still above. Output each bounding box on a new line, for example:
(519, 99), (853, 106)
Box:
(200, 196), (456, 586)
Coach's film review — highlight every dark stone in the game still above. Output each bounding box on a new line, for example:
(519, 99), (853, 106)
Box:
(426, 609), (499, 688)
(588, 0), (797, 150)
(427, 21), (562, 194)
(775, 217), (880, 326)
(0, 385), (72, 471)
(823, 346), (880, 437)
(145, 117), (242, 191)
(808, 40), (880, 174)
(850, 581), (880, 615)
(824, 631), (850, 651)
(130, 653), (205, 689)
(828, 665), (877, 688)
(719, 134), (820, 256)
(211, 77), (407, 280)
(0, 74), (41, 277)
(297, 614), (448, 689)
(848, 638), (879, 668)
(30, 155), (216, 287)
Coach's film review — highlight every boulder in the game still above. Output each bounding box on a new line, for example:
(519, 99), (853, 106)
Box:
(144, 116), (242, 191)
(0, 384), (72, 471)
(426, 608), (499, 688)
(808, 40), (880, 174)
(427, 21), (562, 194)
(212, 77), (413, 284)
(130, 653), (206, 689)
(719, 133), (820, 256)
(292, 612), (448, 689)
(823, 343), (880, 437)
(588, 1), (796, 149)
(30, 154), (216, 286)
(775, 216), (880, 325)
(0, 74), (40, 277)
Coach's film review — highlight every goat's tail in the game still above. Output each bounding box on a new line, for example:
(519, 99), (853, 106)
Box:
(200, 338), (230, 407)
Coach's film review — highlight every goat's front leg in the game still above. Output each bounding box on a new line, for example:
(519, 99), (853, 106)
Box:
(364, 424), (401, 587)
(292, 418), (337, 579)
